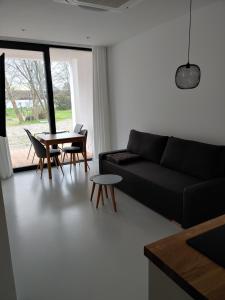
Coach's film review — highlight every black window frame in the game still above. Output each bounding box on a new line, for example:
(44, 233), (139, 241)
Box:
(0, 40), (92, 172)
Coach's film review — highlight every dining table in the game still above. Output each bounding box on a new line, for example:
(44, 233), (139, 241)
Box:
(37, 132), (87, 179)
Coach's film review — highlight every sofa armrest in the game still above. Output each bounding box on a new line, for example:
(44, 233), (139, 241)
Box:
(99, 149), (127, 173)
(183, 178), (225, 228)
(99, 149), (127, 160)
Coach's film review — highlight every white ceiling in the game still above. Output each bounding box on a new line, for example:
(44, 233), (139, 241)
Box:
(0, 0), (219, 47)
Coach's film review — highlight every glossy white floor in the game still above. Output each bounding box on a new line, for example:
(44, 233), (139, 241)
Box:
(2, 162), (181, 300)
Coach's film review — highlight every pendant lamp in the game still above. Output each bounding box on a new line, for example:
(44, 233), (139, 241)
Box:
(175, 0), (201, 89)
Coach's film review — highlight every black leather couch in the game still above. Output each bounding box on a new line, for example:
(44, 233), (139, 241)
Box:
(99, 130), (225, 228)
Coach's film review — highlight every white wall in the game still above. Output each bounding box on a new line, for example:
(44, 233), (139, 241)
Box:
(0, 183), (17, 300)
(108, 1), (225, 149)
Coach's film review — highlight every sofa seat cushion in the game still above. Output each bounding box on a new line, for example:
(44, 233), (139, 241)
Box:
(161, 137), (225, 180)
(101, 159), (201, 222)
(120, 160), (201, 193)
(127, 129), (168, 163)
(105, 152), (140, 164)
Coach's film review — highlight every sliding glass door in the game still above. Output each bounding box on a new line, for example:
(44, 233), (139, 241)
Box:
(50, 48), (73, 132)
(50, 48), (93, 157)
(0, 53), (6, 137)
(0, 48), (50, 168)
(0, 41), (93, 171)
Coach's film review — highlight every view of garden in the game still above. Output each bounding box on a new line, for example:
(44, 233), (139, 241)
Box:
(5, 54), (73, 167)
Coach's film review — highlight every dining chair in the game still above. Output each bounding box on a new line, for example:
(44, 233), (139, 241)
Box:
(24, 128), (36, 162)
(72, 123), (84, 160)
(30, 135), (64, 178)
(60, 123), (84, 161)
(62, 129), (88, 173)
(74, 123), (83, 133)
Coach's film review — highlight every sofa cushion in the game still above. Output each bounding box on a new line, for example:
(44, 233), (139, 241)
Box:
(121, 160), (200, 193)
(100, 159), (201, 223)
(160, 137), (225, 180)
(105, 152), (140, 164)
(127, 129), (168, 163)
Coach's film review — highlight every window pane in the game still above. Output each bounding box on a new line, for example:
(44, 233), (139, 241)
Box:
(0, 48), (50, 168)
(50, 48), (93, 157)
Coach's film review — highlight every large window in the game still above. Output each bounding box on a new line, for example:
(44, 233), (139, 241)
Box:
(50, 52), (73, 132)
(0, 42), (92, 170)
(0, 48), (50, 168)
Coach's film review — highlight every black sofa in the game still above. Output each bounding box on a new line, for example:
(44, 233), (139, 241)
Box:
(99, 130), (225, 228)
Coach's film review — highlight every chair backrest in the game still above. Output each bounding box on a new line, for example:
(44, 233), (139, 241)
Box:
(80, 129), (88, 140)
(74, 124), (83, 134)
(72, 129), (88, 149)
(24, 128), (32, 142)
(29, 135), (46, 158)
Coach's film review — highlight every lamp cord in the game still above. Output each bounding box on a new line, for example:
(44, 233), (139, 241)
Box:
(187, 0), (192, 64)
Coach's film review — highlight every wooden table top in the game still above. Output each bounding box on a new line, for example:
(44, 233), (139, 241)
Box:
(37, 132), (84, 144)
(144, 215), (225, 300)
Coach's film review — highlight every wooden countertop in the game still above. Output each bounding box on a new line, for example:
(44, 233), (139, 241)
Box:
(144, 215), (225, 300)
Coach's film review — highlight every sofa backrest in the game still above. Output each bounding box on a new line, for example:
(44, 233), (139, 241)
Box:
(127, 130), (168, 163)
(160, 137), (225, 180)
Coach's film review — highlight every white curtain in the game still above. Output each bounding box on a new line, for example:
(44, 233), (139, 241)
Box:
(0, 137), (13, 180)
(93, 46), (111, 158)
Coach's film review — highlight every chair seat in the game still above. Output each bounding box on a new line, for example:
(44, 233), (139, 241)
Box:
(50, 149), (61, 157)
(62, 146), (81, 153)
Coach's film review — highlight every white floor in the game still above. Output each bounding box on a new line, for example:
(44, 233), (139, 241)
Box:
(2, 162), (181, 300)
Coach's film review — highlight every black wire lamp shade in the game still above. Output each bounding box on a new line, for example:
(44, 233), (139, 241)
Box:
(175, 0), (201, 89)
(175, 63), (201, 89)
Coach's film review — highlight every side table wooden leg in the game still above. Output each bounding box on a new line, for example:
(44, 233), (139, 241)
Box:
(101, 187), (104, 206)
(110, 185), (117, 212)
(104, 185), (108, 198)
(90, 182), (96, 201)
(96, 185), (102, 209)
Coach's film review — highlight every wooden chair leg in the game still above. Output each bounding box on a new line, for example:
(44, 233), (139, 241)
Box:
(32, 152), (36, 163)
(54, 156), (58, 166)
(55, 156), (59, 169)
(82, 152), (90, 170)
(60, 144), (63, 160)
(76, 153), (80, 165)
(109, 185), (117, 212)
(62, 152), (66, 163)
(96, 185), (102, 209)
(36, 158), (41, 172)
(40, 158), (44, 179)
(56, 156), (64, 175)
(54, 157), (59, 169)
(104, 186), (108, 198)
(90, 182), (96, 201)
(27, 143), (32, 159)
(73, 153), (76, 165)
(70, 154), (72, 173)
